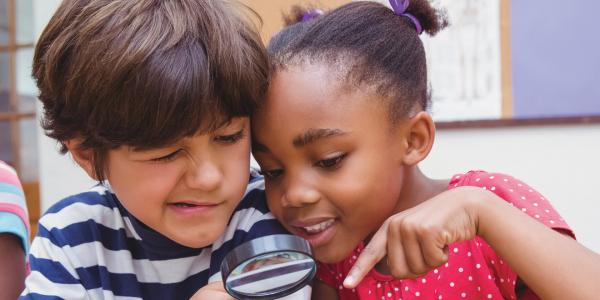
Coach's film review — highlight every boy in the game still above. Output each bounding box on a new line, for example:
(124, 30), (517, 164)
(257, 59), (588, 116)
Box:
(22, 0), (286, 298)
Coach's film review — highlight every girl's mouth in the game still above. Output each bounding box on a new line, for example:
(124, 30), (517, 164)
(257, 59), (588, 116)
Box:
(292, 218), (338, 248)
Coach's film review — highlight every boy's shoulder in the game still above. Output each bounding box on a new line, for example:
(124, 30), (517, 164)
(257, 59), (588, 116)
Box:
(38, 185), (126, 240)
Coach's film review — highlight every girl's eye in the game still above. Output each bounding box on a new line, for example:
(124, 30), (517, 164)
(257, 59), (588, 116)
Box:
(316, 154), (346, 169)
(214, 130), (245, 144)
(151, 149), (182, 162)
(258, 168), (284, 179)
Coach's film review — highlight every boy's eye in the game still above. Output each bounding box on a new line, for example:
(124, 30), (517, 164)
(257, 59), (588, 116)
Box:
(151, 149), (182, 162)
(258, 168), (284, 179)
(316, 154), (346, 169)
(214, 130), (245, 144)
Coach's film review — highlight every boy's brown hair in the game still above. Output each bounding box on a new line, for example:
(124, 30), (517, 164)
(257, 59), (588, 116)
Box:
(33, 0), (268, 180)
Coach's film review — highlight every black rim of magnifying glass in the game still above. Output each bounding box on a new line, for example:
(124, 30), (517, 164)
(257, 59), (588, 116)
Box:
(221, 234), (316, 300)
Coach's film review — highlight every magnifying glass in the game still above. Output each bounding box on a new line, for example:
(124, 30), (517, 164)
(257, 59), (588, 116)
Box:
(221, 234), (316, 299)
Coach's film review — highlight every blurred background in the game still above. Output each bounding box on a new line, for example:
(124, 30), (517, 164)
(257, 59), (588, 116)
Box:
(1, 0), (599, 252)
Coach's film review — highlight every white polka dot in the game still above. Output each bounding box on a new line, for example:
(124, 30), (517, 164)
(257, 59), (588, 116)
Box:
(545, 209), (551, 213)
(501, 278), (505, 283)
(405, 286), (409, 291)
(439, 296), (443, 300)
(491, 260), (495, 264)
(415, 291), (421, 297)
(468, 276), (473, 281)
(388, 292), (392, 297)
(489, 176), (495, 179)
(488, 275), (492, 280)
(476, 263), (481, 269)
(503, 178), (508, 182)
(454, 183), (458, 187)
(521, 208), (527, 212)
(509, 189), (514, 192)
(533, 202), (539, 207)
(450, 282), (455, 287)
(458, 267), (464, 272)
(478, 286), (481, 291)
(422, 278), (427, 283)
(475, 178), (481, 182)
(467, 251), (472, 257)
(461, 292), (467, 298)
(535, 214), (540, 218)
(528, 189), (533, 192)
(521, 196), (526, 200)
(434, 269), (439, 274)
(482, 186), (487, 190)
(453, 247), (459, 253)
(550, 220), (555, 224)
(369, 290), (372, 295)
(445, 262), (449, 268)
(352, 255), (357, 260)
(488, 294), (493, 298)
(517, 183), (523, 187)
(394, 287), (399, 292)
(491, 186), (496, 191)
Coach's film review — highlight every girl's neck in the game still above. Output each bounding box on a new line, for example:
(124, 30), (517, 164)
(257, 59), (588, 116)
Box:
(392, 166), (450, 214)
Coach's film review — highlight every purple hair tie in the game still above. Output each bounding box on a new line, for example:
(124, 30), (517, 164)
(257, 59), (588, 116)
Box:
(301, 9), (324, 22)
(389, 0), (423, 34)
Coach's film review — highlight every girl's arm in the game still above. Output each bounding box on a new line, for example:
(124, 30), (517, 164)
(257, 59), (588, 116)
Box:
(0, 233), (26, 300)
(477, 192), (600, 299)
(343, 187), (600, 299)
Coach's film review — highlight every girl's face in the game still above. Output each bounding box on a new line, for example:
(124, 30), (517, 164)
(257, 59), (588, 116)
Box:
(252, 65), (409, 263)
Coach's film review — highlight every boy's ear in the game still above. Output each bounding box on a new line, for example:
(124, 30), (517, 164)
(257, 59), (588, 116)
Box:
(64, 139), (98, 180)
(401, 111), (435, 166)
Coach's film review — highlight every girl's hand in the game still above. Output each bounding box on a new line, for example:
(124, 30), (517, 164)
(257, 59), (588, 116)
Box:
(190, 281), (235, 300)
(343, 186), (492, 288)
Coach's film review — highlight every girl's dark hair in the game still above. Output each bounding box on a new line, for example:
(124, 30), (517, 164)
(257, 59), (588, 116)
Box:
(33, 0), (268, 180)
(267, 1), (447, 122)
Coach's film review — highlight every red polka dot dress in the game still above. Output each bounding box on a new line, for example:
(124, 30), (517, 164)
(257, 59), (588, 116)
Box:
(316, 171), (574, 300)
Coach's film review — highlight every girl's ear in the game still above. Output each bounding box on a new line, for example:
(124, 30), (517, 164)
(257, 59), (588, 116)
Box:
(64, 139), (99, 180)
(402, 111), (435, 166)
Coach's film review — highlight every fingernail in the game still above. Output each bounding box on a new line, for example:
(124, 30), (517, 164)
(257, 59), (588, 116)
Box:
(343, 274), (355, 287)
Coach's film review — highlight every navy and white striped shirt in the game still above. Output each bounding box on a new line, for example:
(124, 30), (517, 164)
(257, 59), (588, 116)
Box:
(21, 175), (288, 299)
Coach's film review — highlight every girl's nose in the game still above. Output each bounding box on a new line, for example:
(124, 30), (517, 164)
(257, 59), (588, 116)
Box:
(185, 159), (223, 192)
(281, 179), (321, 208)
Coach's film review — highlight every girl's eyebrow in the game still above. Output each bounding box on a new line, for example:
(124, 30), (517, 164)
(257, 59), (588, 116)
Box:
(292, 128), (347, 147)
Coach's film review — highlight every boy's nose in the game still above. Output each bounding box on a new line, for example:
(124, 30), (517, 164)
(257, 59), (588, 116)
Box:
(185, 160), (223, 192)
(281, 179), (320, 208)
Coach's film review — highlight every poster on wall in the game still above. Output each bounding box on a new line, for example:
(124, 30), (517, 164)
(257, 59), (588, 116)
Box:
(374, 0), (505, 122)
(422, 0), (503, 122)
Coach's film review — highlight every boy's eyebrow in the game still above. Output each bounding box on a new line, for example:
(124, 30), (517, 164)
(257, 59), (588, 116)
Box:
(293, 128), (347, 147)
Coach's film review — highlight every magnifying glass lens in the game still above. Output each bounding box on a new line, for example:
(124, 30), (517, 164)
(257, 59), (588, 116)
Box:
(226, 251), (314, 296)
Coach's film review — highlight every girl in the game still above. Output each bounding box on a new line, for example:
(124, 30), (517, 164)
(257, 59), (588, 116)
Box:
(251, 1), (600, 299)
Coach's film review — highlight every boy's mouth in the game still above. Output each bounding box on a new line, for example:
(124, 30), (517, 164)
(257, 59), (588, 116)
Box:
(168, 201), (220, 216)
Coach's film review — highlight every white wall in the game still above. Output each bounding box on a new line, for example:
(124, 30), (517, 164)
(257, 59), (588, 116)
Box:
(422, 124), (600, 253)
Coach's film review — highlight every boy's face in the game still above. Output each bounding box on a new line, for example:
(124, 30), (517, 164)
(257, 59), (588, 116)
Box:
(105, 118), (250, 248)
(252, 65), (408, 263)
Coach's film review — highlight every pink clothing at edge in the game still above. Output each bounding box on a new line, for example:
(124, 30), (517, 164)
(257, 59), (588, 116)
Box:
(316, 171), (574, 300)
